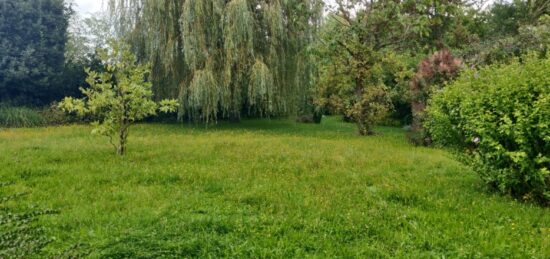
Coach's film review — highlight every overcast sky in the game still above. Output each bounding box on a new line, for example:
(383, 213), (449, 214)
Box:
(72, 0), (103, 17)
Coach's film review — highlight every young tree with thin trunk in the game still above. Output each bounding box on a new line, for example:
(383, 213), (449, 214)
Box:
(59, 41), (178, 155)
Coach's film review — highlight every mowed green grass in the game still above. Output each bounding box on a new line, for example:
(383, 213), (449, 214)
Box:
(0, 117), (548, 258)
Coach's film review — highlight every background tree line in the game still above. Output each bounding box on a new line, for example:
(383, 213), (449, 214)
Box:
(1, 0), (548, 123)
(0, 0), (70, 105)
(315, 0), (549, 135)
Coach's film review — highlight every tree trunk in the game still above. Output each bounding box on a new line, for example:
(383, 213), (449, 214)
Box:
(117, 124), (128, 156)
(355, 77), (370, 136)
(411, 100), (426, 133)
(357, 116), (374, 136)
(313, 111), (323, 124)
(357, 120), (368, 136)
(228, 112), (241, 123)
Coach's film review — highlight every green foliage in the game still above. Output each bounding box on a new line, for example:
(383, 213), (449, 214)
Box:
(0, 119), (548, 257)
(516, 15), (550, 55)
(108, 0), (323, 122)
(348, 84), (393, 135)
(485, 1), (525, 37)
(488, 0), (549, 32)
(248, 59), (274, 115)
(66, 11), (113, 64)
(459, 4), (550, 66)
(406, 0), (469, 51)
(315, 1), (425, 135)
(0, 0), (71, 105)
(426, 54), (550, 204)
(59, 41), (178, 155)
(223, 0), (254, 69)
(181, 0), (224, 71)
(185, 68), (223, 124)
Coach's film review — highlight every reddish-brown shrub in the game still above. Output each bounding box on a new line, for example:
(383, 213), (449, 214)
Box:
(409, 49), (462, 145)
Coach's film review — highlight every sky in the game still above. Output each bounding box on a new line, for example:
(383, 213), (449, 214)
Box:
(73, 0), (103, 17)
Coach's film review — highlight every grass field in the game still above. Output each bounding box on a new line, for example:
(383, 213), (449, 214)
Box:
(0, 117), (548, 257)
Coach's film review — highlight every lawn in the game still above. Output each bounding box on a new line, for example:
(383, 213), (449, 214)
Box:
(0, 117), (548, 258)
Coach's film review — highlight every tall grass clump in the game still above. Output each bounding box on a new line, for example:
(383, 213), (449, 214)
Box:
(0, 105), (46, 128)
(426, 54), (550, 205)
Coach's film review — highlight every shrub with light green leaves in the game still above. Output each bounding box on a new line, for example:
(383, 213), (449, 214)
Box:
(426, 54), (550, 204)
(59, 41), (178, 156)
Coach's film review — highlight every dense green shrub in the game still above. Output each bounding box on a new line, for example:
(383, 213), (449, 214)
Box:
(0, 106), (46, 128)
(426, 55), (550, 204)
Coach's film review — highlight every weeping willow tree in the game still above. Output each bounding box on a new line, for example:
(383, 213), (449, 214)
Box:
(108, 0), (323, 122)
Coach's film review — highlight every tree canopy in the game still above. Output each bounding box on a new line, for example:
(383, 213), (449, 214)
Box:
(108, 0), (323, 122)
(0, 0), (70, 105)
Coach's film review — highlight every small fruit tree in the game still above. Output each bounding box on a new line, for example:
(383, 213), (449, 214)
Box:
(59, 41), (178, 155)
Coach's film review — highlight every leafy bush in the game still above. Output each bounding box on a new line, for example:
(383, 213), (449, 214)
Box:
(426, 54), (550, 204)
(40, 102), (82, 126)
(0, 105), (46, 128)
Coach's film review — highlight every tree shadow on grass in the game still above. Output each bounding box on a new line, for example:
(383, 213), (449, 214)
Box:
(149, 116), (405, 141)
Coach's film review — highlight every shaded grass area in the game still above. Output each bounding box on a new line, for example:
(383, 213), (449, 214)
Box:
(0, 117), (548, 257)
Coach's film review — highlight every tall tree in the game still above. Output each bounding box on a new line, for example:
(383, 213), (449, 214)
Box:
(108, 0), (323, 122)
(0, 0), (71, 105)
(316, 0), (434, 135)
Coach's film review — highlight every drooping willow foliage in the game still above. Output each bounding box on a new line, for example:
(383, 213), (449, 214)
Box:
(108, 0), (323, 122)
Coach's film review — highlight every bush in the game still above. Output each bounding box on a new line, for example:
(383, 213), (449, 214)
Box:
(39, 102), (81, 126)
(409, 49), (462, 145)
(0, 105), (46, 128)
(426, 54), (550, 204)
